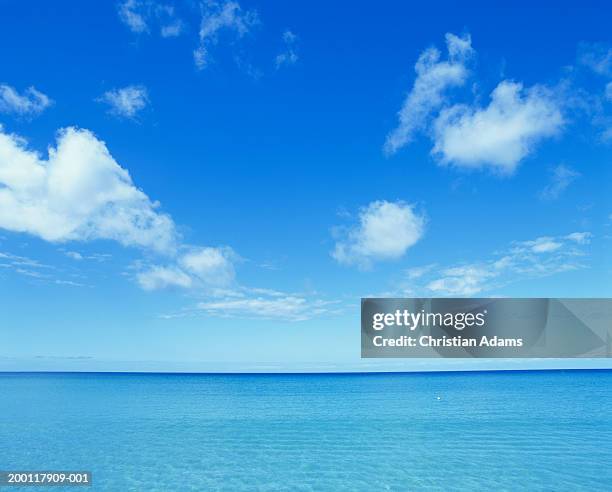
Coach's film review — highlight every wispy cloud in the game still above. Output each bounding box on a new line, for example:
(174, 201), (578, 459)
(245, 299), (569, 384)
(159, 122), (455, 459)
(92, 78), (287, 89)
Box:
(0, 251), (85, 286)
(97, 85), (149, 119)
(196, 295), (337, 322)
(193, 0), (258, 70)
(332, 200), (426, 269)
(118, 0), (184, 37)
(275, 30), (298, 69)
(578, 42), (612, 77)
(539, 164), (580, 200)
(136, 246), (237, 290)
(384, 33), (473, 155)
(401, 232), (591, 296)
(187, 286), (340, 322)
(0, 84), (53, 117)
(386, 33), (564, 173)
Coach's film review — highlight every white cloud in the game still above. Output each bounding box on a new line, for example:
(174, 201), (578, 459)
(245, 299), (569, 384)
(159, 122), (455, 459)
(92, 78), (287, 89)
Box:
(118, 1), (184, 37)
(433, 81), (563, 173)
(566, 231), (592, 244)
(539, 164), (580, 200)
(137, 246), (236, 291)
(386, 34), (565, 173)
(65, 251), (84, 261)
(193, 0), (258, 70)
(522, 237), (562, 253)
(427, 265), (494, 297)
(137, 265), (193, 290)
(0, 126), (176, 253)
(275, 30), (298, 69)
(118, 0), (149, 33)
(0, 84), (53, 117)
(179, 246), (236, 285)
(161, 20), (183, 38)
(384, 33), (473, 155)
(410, 232), (591, 296)
(332, 200), (425, 268)
(97, 85), (149, 119)
(196, 290), (337, 322)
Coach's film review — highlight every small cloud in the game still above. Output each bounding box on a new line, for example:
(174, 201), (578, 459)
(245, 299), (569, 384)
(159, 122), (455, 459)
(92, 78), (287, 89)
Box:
(578, 42), (612, 77)
(161, 20), (183, 38)
(0, 84), (53, 117)
(193, 0), (258, 71)
(137, 265), (193, 290)
(275, 30), (299, 69)
(118, 0), (149, 33)
(405, 264), (436, 280)
(97, 85), (149, 119)
(65, 251), (84, 261)
(539, 164), (580, 200)
(566, 231), (592, 244)
(118, 1), (184, 37)
(332, 200), (426, 269)
(136, 246), (237, 291)
(523, 237), (562, 253)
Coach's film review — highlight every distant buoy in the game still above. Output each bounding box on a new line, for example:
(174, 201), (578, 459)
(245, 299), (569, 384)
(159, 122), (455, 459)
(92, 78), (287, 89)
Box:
(436, 396), (441, 400)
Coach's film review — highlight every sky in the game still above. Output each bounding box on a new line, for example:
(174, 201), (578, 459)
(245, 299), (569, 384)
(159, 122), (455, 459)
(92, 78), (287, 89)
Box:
(0, 0), (611, 372)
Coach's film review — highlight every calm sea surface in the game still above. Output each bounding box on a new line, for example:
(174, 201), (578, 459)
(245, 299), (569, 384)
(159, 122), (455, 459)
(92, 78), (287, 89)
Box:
(1, 371), (611, 491)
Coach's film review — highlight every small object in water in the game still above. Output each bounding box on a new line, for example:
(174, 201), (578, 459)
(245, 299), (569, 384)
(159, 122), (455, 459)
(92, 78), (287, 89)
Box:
(436, 396), (441, 400)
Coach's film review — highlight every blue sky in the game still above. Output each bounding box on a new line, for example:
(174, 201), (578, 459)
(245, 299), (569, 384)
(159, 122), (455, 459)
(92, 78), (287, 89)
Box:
(0, 1), (611, 371)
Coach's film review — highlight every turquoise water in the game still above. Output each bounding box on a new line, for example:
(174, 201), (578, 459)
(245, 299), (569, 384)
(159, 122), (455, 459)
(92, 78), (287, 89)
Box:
(1, 371), (611, 491)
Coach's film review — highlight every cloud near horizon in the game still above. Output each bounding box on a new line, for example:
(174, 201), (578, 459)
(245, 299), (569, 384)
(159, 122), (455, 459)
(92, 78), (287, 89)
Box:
(402, 231), (591, 296)
(386, 33), (564, 173)
(332, 200), (426, 268)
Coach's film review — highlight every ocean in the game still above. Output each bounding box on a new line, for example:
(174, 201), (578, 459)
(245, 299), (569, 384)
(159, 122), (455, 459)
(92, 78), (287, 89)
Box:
(1, 370), (611, 491)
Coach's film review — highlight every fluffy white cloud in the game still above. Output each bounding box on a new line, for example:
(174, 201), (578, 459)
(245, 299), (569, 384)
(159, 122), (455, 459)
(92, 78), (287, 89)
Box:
(0, 84), (53, 117)
(0, 126), (176, 252)
(97, 85), (149, 119)
(410, 232), (591, 296)
(539, 164), (580, 200)
(275, 30), (298, 69)
(384, 33), (473, 155)
(386, 34), (565, 173)
(193, 0), (258, 70)
(332, 200), (425, 268)
(433, 81), (563, 172)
